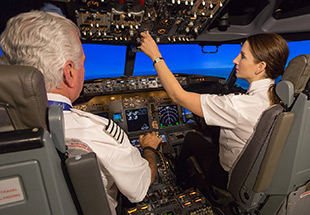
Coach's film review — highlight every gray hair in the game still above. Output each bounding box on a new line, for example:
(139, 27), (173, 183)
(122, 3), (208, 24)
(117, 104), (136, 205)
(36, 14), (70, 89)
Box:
(0, 55), (9, 65)
(0, 10), (82, 92)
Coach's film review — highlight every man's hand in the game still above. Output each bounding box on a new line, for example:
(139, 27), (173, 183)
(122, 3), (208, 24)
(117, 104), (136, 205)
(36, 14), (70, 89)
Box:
(139, 131), (162, 185)
(139, 131), (163, 150)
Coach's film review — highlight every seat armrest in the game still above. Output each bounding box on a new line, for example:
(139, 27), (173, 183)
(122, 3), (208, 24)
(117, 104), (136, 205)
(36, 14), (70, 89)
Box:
(66, 152), (112, 215)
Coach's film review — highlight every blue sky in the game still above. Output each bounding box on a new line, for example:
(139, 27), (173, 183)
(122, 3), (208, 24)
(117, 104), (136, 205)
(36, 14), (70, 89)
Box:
(81, 43), (240, 79)
(81, 40), (310, 80)
(1, 40), (310, 82)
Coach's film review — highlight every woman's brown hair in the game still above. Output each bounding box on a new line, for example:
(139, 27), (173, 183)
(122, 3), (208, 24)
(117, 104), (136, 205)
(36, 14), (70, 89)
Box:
(247, 33), (289, 105)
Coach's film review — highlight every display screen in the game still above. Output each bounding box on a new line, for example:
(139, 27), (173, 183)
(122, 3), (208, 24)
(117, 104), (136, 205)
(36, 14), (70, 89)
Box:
(158, 105), (179, 127)
(181, 107), (195, 124)
(126, 108), (150, 132)
(113, 113), (122, 122)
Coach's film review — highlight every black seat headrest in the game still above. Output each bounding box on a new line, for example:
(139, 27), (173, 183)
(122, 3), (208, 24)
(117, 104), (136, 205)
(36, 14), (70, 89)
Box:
(0, 65), (48, 130)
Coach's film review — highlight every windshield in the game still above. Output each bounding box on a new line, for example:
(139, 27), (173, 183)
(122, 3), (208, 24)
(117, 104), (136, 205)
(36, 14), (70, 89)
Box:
(1, 40), (310, 89)
(82, 44), (126, 80)
(83, 43), (239, 80)
(133, 44), (239, 76)
(81, 40), (310, 89)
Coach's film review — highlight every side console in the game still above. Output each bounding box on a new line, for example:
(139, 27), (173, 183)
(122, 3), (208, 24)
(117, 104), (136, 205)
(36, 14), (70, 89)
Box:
(125, 187), (219, 214)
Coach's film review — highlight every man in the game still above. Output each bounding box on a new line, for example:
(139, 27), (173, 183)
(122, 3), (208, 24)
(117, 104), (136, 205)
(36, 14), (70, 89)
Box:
(0, 11), (162, 214)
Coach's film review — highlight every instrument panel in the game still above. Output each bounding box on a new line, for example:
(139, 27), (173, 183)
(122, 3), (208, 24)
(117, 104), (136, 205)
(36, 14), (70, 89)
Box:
(70, 0), (229, 44)
(73, 73), (225, 214)
(74, 74), (225, 147)
(74, 89), (196, 149)
(81, 74), (188, 95)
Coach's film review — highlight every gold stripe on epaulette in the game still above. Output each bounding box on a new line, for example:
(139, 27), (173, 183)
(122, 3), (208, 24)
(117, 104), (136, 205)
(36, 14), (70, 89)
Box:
(103, 119), (125, 144)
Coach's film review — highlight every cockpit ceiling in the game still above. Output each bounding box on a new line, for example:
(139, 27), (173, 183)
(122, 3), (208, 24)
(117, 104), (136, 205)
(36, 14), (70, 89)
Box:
(199, 0), (310, 44)
(273, 0), (310, 19)
(0, 0), (310, 45)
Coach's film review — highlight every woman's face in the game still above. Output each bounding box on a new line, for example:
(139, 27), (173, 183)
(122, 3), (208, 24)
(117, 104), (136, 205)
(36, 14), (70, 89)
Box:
(233, 40), (261, 84)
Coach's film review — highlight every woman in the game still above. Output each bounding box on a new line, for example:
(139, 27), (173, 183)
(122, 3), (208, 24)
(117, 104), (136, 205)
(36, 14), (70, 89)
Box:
(140, 32), (289, 188)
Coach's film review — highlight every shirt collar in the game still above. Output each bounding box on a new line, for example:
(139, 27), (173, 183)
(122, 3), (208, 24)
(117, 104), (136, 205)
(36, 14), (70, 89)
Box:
(47, 93), (73, 107)
(247, 78), (274, 95)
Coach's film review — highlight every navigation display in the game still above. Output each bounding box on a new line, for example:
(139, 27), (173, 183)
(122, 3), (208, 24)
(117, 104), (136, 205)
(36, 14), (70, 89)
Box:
(181, 107), (195, 124)
(158, 105), (179, 128)
(126, 108), (150, 132)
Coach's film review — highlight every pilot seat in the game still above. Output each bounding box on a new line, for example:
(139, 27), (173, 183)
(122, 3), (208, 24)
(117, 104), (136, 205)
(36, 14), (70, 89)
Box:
(0, 65), (111, 215)
(184, 54), (310, 215)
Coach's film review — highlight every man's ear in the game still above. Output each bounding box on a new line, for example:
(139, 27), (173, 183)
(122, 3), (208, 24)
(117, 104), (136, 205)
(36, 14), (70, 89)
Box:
(63, 61), (75, 88)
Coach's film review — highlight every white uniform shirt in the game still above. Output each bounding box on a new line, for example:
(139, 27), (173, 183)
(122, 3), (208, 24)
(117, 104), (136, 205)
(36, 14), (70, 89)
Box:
(200, 78), (274, 171)
(47, 93), (151, 215)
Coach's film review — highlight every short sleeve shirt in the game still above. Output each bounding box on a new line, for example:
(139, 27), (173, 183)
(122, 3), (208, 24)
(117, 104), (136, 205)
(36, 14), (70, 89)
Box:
(200, 78), (274, 171)
(47, 93), (151, 215)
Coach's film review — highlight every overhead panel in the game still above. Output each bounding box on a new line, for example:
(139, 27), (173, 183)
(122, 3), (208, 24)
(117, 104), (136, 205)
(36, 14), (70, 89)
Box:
(72, 0), (229, 44)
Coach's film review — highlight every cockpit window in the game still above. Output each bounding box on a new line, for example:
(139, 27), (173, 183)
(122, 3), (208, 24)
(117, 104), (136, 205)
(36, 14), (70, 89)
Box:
(134, 43), (239, 77)
(82, 44), (126, 80)
(82, 43), (240, 81)
(2, 40), (310, 90)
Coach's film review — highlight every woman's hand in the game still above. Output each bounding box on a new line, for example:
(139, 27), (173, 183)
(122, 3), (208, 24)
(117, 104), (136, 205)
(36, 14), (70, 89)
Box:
(140, 31), (162, 61)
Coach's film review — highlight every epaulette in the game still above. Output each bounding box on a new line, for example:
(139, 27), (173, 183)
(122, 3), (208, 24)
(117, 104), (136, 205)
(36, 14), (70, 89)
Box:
(71, 109), (125, 145)
(104, 119), (125, 145)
